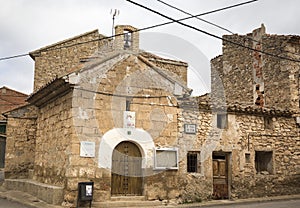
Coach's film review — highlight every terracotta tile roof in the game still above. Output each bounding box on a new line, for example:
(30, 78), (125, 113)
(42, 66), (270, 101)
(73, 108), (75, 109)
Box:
(0, 86), (28, 120)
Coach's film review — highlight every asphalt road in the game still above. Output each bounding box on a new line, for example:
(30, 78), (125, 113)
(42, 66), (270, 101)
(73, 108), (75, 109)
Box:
(0, 197), (299, 208)
(0, 198), (32, 208)
(197, 199), (300, 208)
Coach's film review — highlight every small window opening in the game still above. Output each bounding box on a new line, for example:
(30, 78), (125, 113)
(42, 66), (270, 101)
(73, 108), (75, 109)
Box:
(255, 151), (273, 174)
(125, 98), (131, 111)
(123, 30), (132, 49)
(256, 84), (260, 91)
(187, 151), (201, 173)
(264, 117), (273, 129)
(0, 125), (6, 134)
(213, 154), (226, 160)
(245, 153), (251, 163)
(217, 114), (227, 129)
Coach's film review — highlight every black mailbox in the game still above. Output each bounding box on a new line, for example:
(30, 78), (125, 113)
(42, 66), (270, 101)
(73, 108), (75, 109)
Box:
(77, 182), (94, 208)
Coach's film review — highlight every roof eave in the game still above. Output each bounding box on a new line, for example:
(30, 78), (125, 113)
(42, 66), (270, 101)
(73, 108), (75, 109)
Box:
(27, 78), (74, 108)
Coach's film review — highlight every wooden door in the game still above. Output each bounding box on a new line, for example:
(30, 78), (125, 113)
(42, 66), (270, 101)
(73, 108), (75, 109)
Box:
(111, 141), (143, 196)
(213, 153), (229, 199)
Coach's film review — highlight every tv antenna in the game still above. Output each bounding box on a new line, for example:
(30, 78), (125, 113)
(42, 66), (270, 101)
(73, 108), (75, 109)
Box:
(110, 9), (120, 37)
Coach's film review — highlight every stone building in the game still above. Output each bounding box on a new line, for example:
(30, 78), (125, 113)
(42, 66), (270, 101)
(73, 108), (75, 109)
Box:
(0, 87), (27, 178)
(3, 24), (300, 206)
(206, 24), (300, 199)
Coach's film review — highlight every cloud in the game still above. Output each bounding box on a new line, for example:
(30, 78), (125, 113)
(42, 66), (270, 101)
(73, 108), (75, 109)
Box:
(0, 0), (299, 94)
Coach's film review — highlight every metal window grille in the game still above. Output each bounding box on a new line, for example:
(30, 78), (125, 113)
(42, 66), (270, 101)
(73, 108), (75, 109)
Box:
(187, 152), (198, 173)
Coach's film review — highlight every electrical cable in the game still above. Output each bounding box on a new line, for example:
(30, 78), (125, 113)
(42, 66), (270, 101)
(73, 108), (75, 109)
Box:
(0, 0), (260, 62)
(157, 0), (235, 34)
(156, 0), (300, 58)
(77, 87), (172, 99)
(0, 53), (29, 61)
(126, 0), (300, 63)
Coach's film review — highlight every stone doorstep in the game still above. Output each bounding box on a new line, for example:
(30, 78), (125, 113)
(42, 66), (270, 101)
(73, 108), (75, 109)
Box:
(92, 196), (162, 208)
(3, 179), (64, 205)
(110, 196), (146, 201)
(92, 200), (162, 208)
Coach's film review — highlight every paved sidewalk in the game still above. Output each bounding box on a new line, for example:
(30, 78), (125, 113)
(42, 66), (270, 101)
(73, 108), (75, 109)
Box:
(0, 185), (299, 208)
(0, 186), (62, 208)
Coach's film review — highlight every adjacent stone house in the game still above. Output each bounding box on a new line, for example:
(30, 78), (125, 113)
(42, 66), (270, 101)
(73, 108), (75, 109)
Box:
(0, 87), (27, 178)
(3, 24), (300, 206)
(206, 24), (300, 199)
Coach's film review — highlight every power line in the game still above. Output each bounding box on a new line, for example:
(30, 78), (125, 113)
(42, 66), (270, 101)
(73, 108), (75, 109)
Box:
(156, 0), (300, 58)
(126, 0), (300, 63)
(1, 0), (299, 64)
(157, 0), (235, 34)
(0, 0), (260, 62)
(77, 87), (171, 99)
(0, 53), (29, 61)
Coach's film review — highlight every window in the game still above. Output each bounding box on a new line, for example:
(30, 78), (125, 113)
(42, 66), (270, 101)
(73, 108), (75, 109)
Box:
(187, 151), (201, 173)
(264, 117), (273, 129)
(125, 98), (131, 111)
(296, 116), (300, 127)
(123, 30), (132, 49)
(154, 148), (178, 170)
(0, 124), (6, 134)
(217, 114), (227, 129)
(245, 153), (251, 163)
(255, 151), (273, 174)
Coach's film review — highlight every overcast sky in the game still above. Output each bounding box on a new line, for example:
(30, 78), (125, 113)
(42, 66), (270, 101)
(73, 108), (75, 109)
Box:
(0, 0), (299, 95)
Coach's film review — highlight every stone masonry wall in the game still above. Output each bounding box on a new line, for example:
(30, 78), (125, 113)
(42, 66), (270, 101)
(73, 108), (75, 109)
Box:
(59, 54), (183, 204)
(211, 33), (253, 106)
(31, 30), (103, 90)
(174, 97), (299, 202)
(174, 99), (214, 203)
(231, 114), (300, 198)
(211, 25), (300, 110)
(94, 55), (179, 201)
(5, 105), (37, 178)
(33, 92), (73, 187)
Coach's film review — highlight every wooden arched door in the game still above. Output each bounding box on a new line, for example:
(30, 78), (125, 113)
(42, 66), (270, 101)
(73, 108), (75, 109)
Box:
(111, 141), (143, 196)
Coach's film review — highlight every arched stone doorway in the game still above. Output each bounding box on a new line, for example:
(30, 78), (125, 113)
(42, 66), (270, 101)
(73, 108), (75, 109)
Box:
(111, 141), (143, 196)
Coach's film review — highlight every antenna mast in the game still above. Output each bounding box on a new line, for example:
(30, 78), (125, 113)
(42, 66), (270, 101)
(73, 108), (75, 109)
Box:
(110, 9), (120, 37)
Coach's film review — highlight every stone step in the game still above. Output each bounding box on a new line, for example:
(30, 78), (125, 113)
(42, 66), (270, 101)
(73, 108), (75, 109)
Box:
(3, 179), (63, 205)
(110, 196), (146, 201)
(92, 200), (162, 208)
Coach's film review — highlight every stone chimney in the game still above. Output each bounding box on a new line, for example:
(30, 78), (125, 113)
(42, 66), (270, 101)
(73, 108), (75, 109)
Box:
(114, 25), (139, 53)
(252, 23), (266, 41)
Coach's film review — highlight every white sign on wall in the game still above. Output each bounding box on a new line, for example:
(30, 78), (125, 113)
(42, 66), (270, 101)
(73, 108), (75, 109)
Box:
(123, 111), (136, 128)
(184, 124), (197, 134)
(80, 141), (95, 158)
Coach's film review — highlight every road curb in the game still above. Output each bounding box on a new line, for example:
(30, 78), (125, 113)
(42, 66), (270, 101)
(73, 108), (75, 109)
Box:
(169, 194), (300, 207)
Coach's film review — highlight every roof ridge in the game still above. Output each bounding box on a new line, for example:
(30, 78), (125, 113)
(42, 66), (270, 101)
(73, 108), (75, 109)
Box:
(0, 86), (28, 96)
(29, 29), (102, 59)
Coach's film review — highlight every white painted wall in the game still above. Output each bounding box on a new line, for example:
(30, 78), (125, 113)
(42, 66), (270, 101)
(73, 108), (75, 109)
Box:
(98, 128), (155, 169)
